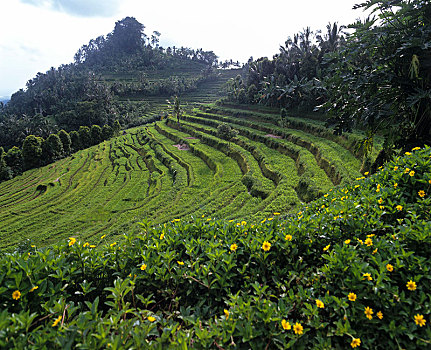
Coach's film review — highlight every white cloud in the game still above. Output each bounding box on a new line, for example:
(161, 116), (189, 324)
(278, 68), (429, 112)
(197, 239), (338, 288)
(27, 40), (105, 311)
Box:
(20, 0), (121, 17)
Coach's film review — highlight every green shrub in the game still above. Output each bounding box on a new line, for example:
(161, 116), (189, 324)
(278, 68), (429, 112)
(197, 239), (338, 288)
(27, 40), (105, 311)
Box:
(1, 146), (430, 349)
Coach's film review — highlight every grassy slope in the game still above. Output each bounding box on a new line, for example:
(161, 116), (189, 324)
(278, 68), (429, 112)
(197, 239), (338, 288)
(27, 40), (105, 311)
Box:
(0, 99), (364, 249)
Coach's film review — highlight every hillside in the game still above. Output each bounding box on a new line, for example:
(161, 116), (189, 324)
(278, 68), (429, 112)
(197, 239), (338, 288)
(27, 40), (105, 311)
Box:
(1, 146), (429, 349)
(0, 102), (374, 250)
(0, 16), (236, 151)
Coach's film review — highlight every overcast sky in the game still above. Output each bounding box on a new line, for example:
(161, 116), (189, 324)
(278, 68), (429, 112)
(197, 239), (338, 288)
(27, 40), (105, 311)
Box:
(0, 0), (365, 99)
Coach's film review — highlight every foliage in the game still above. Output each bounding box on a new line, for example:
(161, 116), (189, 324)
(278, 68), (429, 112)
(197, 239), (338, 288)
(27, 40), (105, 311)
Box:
(216, 122), (239, 144)
(43, 134), (63, 163)
(22, 135), (44, 170)
(58, 130), (71, 156)
(0, 147), (430, 348)
(167, 96), (183, 124)
(322, 0), (431, 157)
(0, 147), (11, 181)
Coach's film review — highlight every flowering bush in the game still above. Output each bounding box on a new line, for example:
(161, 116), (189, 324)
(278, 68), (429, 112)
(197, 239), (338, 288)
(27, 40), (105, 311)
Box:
(0, 146), (430, 348)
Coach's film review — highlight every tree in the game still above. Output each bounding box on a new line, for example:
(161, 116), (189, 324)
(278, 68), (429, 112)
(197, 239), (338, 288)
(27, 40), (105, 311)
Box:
(70, 131), (80, 152)
(4, 146), (23, 176)
(111, 17), (145, 53)
(167, 96), (184, 124)
(78, 126), (91, 149)
(22, 135), (44, 170)
(102, 124), (114, 140)
(43, 134), (63, 163)
(0, 147), (11, 181)
(323, 0), (431, 161)
(217, 123), (238, 146)
(90, 125), (102, 145)
(112, 120), (121, 137)
(58, 129), (71, 155)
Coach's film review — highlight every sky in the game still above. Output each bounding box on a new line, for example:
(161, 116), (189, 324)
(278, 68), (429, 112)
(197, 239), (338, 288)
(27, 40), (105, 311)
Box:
(0, 0), (366, 99)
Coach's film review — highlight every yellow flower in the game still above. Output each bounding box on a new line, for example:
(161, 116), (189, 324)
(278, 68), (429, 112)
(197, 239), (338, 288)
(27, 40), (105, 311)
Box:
(241, 220), (247, 225)
(68, 237), (76, 246)
(377, 311), (383, 319)
(31, 244), (36, 248)
(160, 233), (165, 240)
(230, 243), (238, 252)
(110, 242), (116, 247)
(406, 280), (417, 291)
(393, 166), (398, 171)
(405, 152), (412, 156)
(412, 147), (420, 151)
(83, 242), (89, 247)
(363, 273), (372, 281)
(147, 316), (156, 322)
(262, 241), (271, 252)
(394, 182), (398, 188)
(351, 338), (361, 348)
(177, 261), (184, 265)
(29, 286), (38, 292)
(89, 245), (96, 248)
(418, 190), (426, 198)
(268, 218), (273, 221)
(396, 205), (403, 211)
(372, 248), (378, 254)
(140, 264), (147, 271)
(344, 239), (351, 244)
(12, 290), (21, 300)
(386, 264), (394, 272)
(273, 212), (280, 216)
(316, 299), (324, 309)
(379, 205), (385, 209)
(364, 238), (373, 247)
(101, 234), (106, 239)
(224, 309), (229, 319)
(409, 170), (415, 177)
(261, 218), (266, 224)
(348, 292), (357, 301)
(323, 244), (330, 252)
(414, 314), (426, 327)
(285, 234), (292, 241)
(281, 319), (291, 330)
(293, 322), (303, 335)
(404, 168), (410, 174)
(364, 172), (369, 175)
(378, 198), (383, 204)
(52, 315), (62, 327)
(364, 306), (373, 320)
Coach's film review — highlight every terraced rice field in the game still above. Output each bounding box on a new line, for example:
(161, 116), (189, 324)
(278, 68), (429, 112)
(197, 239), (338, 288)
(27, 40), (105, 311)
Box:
(0, 103), (367, 249)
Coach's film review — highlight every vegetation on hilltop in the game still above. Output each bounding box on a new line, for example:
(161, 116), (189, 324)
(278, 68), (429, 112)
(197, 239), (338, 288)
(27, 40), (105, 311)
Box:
(0, 146), (429, 348)
(226, 0), (431, 165)
(0, 17), (225, 151)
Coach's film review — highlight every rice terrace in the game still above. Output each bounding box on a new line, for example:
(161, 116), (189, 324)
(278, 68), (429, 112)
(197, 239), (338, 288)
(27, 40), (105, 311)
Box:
(0, 1), (430, 349)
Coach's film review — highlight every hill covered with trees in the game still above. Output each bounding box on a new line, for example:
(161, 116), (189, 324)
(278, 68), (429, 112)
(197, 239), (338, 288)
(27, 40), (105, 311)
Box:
(0, 17), (234, 151)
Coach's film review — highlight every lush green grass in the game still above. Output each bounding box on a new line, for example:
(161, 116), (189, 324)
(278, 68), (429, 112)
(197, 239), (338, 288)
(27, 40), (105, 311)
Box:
(1, 147), (429, 349)
(0, 100), (371, 248)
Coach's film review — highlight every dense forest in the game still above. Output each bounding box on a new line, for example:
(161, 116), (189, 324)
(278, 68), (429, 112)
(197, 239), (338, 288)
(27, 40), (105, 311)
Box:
(226, 0), (431, 167)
